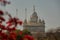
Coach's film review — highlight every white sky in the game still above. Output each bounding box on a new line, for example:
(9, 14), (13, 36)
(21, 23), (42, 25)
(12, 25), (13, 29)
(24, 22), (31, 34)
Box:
(0, 0), (60, 31)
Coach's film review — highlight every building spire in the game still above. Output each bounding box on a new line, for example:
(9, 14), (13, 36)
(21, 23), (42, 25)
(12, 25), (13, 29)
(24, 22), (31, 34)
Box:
(16, 9), (18, 17)
(33, 5), (35, 12)
(24, 8), (27, 24)
(25, 8), (27, 19)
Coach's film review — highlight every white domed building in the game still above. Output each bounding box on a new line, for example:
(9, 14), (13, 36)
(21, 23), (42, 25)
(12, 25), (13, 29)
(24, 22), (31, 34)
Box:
(23, 6), (45, 40)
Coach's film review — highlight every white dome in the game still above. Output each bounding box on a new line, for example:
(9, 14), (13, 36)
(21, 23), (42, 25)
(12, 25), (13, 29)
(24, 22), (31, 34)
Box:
(32, 12), (37, 17)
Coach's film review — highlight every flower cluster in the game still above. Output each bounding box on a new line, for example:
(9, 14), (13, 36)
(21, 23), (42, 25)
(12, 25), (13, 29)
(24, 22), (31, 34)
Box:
(0, 10), (34, 40)
(0, 29), (34, 40)
(16, 30), (34, 40)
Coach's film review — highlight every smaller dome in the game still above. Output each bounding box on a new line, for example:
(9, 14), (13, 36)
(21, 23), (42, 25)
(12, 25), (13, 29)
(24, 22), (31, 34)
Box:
(42, 20), (45, 24)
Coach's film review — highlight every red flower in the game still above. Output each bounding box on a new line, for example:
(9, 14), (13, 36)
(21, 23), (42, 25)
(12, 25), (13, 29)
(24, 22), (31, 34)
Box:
(2, 33), (8, 40)
(6, 18), (15, 28)
(9, 32), (17, 40)
(6, 27), (11, 32)
(0, 17), (5, 21)
(13, 17), (18, 27)
(6, 18), (17, 26)
(6, 27), (16, 32)
(1, 26), (6, 30)
(18, 20), (23, 25)
(6, 17), (22, 28)
(0, 10), (4, 15)
(19, 31), (23, 35)
(0, 32), (8, 40)
(6, 23), (12, 27)
(12, 27), (16, 31)
(0, 24), (6, 30)
(23, 35), (34, 40)
(6, 18), (13, 24)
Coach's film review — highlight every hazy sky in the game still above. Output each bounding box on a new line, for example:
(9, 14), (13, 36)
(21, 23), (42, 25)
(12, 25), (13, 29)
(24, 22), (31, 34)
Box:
(0, 0), (60, 31)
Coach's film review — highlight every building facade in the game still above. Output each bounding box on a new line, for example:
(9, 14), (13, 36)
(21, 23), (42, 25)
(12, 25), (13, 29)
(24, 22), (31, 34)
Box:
(23, 6), (45, 39)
